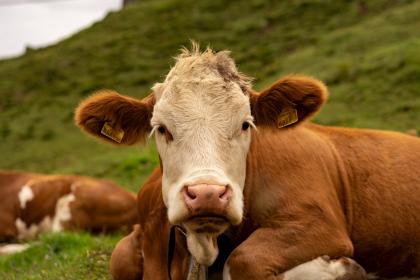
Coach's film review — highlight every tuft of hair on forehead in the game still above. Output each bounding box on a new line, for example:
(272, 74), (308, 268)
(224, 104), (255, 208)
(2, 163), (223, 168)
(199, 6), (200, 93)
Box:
(170, 41), (253, 94)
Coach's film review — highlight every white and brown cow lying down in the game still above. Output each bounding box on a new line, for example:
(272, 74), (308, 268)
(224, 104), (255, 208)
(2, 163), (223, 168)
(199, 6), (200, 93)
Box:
(75, 45), (420, 279)
(0, 171), (137, 255)
(109, 170), (368, 280)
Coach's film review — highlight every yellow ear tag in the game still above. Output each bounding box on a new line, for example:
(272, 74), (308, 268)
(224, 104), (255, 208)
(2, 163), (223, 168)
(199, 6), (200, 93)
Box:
(101, 122), (124, 143)
(277, 108), (298, 128)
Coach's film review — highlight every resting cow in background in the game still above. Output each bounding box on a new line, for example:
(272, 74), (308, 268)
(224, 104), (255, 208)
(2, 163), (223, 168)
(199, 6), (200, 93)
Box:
(75, 44), (420, 279)
(0, 171), (137, 254)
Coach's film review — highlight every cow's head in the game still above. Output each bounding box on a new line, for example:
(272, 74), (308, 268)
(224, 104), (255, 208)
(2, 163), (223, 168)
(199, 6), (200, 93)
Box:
(75, 45), (327, 265)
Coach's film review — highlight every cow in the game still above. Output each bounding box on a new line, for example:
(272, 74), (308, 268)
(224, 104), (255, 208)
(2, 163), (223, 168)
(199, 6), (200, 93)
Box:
(75, 44), (420, 279)
(109, 169), (368, 280)
(0, 171), (137, 254)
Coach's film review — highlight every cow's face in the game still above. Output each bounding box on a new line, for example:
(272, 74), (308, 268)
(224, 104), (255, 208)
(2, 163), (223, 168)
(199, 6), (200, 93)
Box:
(150, 50), (253, 232)
(75, 45), (327, 265)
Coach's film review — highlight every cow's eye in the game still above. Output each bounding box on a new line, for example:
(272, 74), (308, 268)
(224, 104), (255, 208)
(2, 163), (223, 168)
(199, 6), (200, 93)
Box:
(242, 122), (250, 131)
(156, 125), (173, 142)
(158, 126), (166, 134)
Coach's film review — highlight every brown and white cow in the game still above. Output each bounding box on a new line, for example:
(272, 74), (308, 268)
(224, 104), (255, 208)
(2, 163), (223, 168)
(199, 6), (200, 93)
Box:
(0, 171), (137, 254)
(109, 169), (368, 280)
(75, 45), (420, 279)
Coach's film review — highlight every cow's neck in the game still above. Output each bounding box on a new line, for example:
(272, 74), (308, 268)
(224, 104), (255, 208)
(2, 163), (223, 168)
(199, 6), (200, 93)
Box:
(243, 125), (353, 232)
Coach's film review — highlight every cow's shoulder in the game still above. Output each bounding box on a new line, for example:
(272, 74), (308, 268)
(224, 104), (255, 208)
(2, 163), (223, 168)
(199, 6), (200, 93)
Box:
(137, 168), (165, 226)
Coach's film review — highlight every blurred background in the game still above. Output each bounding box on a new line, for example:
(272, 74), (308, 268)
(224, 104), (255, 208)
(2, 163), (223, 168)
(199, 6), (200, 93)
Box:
(0, 0), (419, 278)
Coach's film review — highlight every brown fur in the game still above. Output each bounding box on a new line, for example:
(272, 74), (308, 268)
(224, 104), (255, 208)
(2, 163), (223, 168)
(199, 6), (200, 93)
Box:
(75, 90), (154, 145)
(76, 75), (420, 278)
(110, 224), (144, 280)
(110, 169), (191, 280)
(0, 171), (138, 242)
(251, 75), (328, 127)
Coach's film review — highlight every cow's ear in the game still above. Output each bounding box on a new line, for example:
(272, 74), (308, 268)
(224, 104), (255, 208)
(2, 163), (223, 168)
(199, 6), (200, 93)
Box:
(250, 75), (328, 128)
(75, 90), (154, 145)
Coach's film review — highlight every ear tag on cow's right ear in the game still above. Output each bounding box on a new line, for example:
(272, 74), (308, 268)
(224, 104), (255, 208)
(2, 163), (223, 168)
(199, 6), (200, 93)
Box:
(101, 122), (124, 143)
(277, 108), (298, 128)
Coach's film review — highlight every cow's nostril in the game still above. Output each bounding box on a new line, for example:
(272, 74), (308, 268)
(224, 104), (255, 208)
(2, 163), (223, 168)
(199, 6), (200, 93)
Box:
(219, 186), (231, 200)
(185, 186), (197, 199)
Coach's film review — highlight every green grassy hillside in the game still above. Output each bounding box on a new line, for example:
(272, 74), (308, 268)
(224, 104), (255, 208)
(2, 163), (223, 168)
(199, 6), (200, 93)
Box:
(1, 0), (419, 190)
(0, 0), (419, 278)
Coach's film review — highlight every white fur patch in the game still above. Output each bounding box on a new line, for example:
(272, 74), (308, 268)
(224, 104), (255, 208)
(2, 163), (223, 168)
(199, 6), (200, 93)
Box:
(14, 190), (75, 241)
(0, 244), (30, 255)
(15, 216), (52, 241)
(223, 264), (232, 280)
(284, 257), (347, 280)
(18, 185), (34, 209)
(52, 192), (75, 232)
(151, 47), (253, 270)
(151, 48), (252, 226)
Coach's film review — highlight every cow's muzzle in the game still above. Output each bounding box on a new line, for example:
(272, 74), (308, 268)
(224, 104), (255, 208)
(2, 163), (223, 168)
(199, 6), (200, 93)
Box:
(183, 184), (232, 223)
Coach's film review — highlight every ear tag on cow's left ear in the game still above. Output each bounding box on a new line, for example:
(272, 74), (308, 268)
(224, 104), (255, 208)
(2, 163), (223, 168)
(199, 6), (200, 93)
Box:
(101, 122), (124, 143)
(277, 108), (298, 128)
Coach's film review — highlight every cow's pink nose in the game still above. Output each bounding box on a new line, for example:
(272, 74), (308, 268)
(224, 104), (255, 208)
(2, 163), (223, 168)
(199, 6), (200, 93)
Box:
(183, 184), (231, 214)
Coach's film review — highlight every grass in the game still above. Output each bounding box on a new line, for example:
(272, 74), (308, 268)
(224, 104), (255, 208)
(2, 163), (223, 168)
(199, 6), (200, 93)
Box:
(0, 232), (120, 280)
(0, 0), (419, 278)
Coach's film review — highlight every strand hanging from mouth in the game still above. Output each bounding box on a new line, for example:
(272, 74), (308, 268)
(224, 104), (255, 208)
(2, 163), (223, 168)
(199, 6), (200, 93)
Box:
(167, 225), (236, 280)
(167, 225), (208, 280)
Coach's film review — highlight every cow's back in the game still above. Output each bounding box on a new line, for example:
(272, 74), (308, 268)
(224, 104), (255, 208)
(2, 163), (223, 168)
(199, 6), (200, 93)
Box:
(310, 124), (420, 276)
(0, 171), (138, 242)
(68, 178), (137, 232)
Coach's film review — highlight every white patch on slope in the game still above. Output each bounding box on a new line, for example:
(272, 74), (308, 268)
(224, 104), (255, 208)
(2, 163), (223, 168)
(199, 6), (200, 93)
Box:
(18, 184), (34, 209)
(52, 192), (75, 232)
(0, 244), (30, 255)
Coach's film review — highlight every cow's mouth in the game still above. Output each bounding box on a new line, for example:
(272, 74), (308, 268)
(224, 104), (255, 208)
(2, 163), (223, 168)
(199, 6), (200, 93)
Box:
(189, 214), (228, 223)
(185, 214), (230, 234)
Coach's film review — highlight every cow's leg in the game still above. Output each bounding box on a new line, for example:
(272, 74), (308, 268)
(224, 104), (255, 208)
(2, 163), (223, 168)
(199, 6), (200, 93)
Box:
(0, 243), (30, 255)
(223, 227), (354, 280)
(110, 225), (143, 280)
(223, 255), (367, 280)
(280, 256), (367, 280)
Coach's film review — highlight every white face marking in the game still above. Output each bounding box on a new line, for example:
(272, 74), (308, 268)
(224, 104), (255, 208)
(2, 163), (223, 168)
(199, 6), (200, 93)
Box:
(18, 184), (34, 209)
(151, 48), (253, 231)
(0, 244), (30, 255)
(283, 256), (350, 280)
(52, 192), (76, 232)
